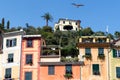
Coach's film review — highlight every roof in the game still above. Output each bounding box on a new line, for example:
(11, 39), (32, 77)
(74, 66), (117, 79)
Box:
(3, 30), (25, 37)
(23, 35), (41, 38)
(58, 18), (81, 23)
(39, 61), (84, 66)
(80, 36), (108, 38)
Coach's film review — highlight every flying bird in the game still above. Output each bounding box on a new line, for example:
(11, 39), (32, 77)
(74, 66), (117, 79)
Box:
(72, 3), (84, 8)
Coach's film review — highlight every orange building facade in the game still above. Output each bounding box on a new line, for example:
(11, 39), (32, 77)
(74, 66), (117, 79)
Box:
(20, 35), (42, 80)
(39, 45), (84, 80)
(78, 36), (110, 80)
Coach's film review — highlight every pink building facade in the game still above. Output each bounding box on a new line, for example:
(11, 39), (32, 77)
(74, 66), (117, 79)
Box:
(20, 35), (42, 80)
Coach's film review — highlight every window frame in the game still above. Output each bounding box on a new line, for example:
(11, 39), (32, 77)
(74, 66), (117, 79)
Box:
(6, 38), (17, 47)
(65, 64), (72, 74)
(25, 72), (32, 80)
(116, 50), (120, 57)
(48, 65), (55, 75)
(85, 48), (91, 55)
(25, 54), (33, 65)
(92, 64), (100, 75)
(98, 48), (104, 55)
(26, 39), (33, 48)
(5, 68), (11, 79)
(8, 53), (14, 63)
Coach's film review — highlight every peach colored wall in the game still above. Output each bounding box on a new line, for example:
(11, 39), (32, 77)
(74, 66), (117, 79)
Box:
(21, 38), (41, 80)
(40, 65), (80, 80)
(79, 47), (109, 80)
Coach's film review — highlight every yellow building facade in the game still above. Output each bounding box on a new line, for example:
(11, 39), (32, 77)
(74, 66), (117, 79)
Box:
(0, 30), (25, 80)
(109, 38), (120, 80)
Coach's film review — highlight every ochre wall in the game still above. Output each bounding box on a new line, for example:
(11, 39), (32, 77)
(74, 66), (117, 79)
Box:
(80, 47), (109, 80)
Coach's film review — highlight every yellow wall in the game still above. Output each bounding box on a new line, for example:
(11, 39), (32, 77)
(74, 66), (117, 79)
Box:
(109, 49), (120, 80)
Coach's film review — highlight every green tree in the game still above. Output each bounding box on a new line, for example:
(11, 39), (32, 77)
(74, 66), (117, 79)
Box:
(107, 33), (114, 40)
(7, 20), (10, 29)
(81, 27), (94, 36)
(1, 18), (5, 28)
(41, 12), (53, 26)
(114, 31), (120, 39)
(42, 26), (53, 32)
(25, 26), (37, 35)
(93, 31), (105, 36)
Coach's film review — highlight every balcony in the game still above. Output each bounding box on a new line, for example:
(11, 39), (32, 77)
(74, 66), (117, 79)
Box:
(82, 38), (93, 43)
(98, 54), (105, 60)
(82, 54), (92, 60)
(40, 45), (60, 62)
(96, 38), (106, 43)
(41, 45), (60, 57)
(61, 57), (79, 62)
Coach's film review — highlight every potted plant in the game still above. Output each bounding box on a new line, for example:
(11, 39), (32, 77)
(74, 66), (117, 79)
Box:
(98, 54), (105, 60)
(64, 73), (72, 80)
(83, 54), (92, 60)
(28, 60), (33, 66)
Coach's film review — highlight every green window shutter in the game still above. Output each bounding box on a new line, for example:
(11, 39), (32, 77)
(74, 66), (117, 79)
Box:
(6, 39), (9, 47)
(92, 64), (99, 75)
(116, 67), (120, 78)
(113, 49), (117, 58)
(25, 72), (32, 80)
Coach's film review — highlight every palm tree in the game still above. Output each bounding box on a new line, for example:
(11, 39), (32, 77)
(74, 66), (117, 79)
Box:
(41, 12), (53, 26)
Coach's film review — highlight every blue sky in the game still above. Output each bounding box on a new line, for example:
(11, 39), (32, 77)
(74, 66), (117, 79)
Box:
(0, 0), (120, 34)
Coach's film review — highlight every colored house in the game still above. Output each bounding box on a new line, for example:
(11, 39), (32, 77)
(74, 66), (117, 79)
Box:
(78, 36), (110, 80)
(0, 30), (25, 80)
(54, 18), (81, 31)
(40, 45), (84, 80)
(109, 38), (120, 80)
(0, 30), (3, 79)
(20, 35), (42, 80)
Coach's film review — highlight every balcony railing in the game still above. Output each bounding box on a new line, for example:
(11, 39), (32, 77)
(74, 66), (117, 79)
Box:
(61, 57), (79, 62)
(82, 54), (92, 60)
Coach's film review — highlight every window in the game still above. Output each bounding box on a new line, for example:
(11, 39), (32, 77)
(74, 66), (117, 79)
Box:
(76, 22), (77, 25)
(27, 39), (33, 47)
(48, 65), (55, 75)
(25, 72), (32, 80)
(69, 21), (71, 24)
(26, 54), (32, 65)
(116, 67), (120, 78)
(85, 48), (91, 55)
(92, 64), (100, 75)
(113, 49), (120, 57)
(63, 21), (65, 24)
(5, 68), (11, 78)
(6, 38), (16, 47)
(65, 64), (72, 74)
(8, 54), (13, 63)
(98, 48), (104, 55)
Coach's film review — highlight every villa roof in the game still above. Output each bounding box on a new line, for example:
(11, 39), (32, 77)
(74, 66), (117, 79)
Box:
(58, 18), (81, 23)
